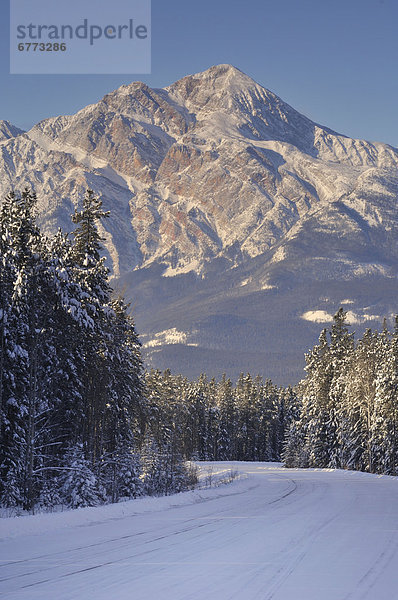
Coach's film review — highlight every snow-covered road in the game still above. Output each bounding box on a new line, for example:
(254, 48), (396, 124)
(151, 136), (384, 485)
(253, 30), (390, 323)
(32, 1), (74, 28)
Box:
(1, 462), (398, 600)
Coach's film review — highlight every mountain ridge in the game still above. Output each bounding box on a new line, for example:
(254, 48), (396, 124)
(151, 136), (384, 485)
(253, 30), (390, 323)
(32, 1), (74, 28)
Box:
(1, 64), (398, 383)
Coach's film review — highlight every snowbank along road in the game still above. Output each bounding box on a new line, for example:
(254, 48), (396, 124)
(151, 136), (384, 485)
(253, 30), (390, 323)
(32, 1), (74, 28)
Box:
(1, 462), (398, 600)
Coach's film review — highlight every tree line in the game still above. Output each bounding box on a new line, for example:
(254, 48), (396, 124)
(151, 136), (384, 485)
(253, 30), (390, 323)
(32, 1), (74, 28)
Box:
(283, 308), (398, 475)
(145, 370), (296, 463)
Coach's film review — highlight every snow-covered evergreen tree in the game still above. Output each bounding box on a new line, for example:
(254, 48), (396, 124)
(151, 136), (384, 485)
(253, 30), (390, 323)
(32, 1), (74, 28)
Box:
(371, 320), (398, 475)
(216, 375), (236, 460)
(62, 444), (106, 509)
(339, 329), (380, 472)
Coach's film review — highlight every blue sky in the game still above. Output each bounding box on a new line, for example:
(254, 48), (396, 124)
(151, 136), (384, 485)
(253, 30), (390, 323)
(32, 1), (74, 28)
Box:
(1, 0), (398, 146)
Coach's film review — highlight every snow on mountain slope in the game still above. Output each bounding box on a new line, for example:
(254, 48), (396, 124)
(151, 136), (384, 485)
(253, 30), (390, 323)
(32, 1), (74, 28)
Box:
(0, 120), (24, 142)
(1, 64), (398, 382)
(1, 462), (398, 600)
(3, 64), (397, 275)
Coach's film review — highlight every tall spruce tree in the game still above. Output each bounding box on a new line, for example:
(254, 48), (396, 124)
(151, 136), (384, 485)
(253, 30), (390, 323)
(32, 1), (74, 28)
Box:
(327, 308), (354, 468)
(70, 190), (112, 466)
(371, 319), (398, 475)
(339, 329), (380, 472)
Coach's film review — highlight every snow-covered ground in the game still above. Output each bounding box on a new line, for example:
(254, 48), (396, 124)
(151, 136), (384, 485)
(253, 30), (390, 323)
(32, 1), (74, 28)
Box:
(1, 462), (398, 599)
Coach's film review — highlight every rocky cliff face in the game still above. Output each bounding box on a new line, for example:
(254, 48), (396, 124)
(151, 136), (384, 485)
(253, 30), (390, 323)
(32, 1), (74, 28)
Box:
(2, 65), (398, 383)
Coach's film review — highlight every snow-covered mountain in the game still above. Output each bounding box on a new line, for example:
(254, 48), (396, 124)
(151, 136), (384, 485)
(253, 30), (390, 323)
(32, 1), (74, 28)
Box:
(2, 64), (398, 383)
(0, 120), (24, 141)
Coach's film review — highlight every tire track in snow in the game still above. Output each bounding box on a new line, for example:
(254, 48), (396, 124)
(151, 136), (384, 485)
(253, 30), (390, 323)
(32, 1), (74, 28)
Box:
(2, 463), (398, 600)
